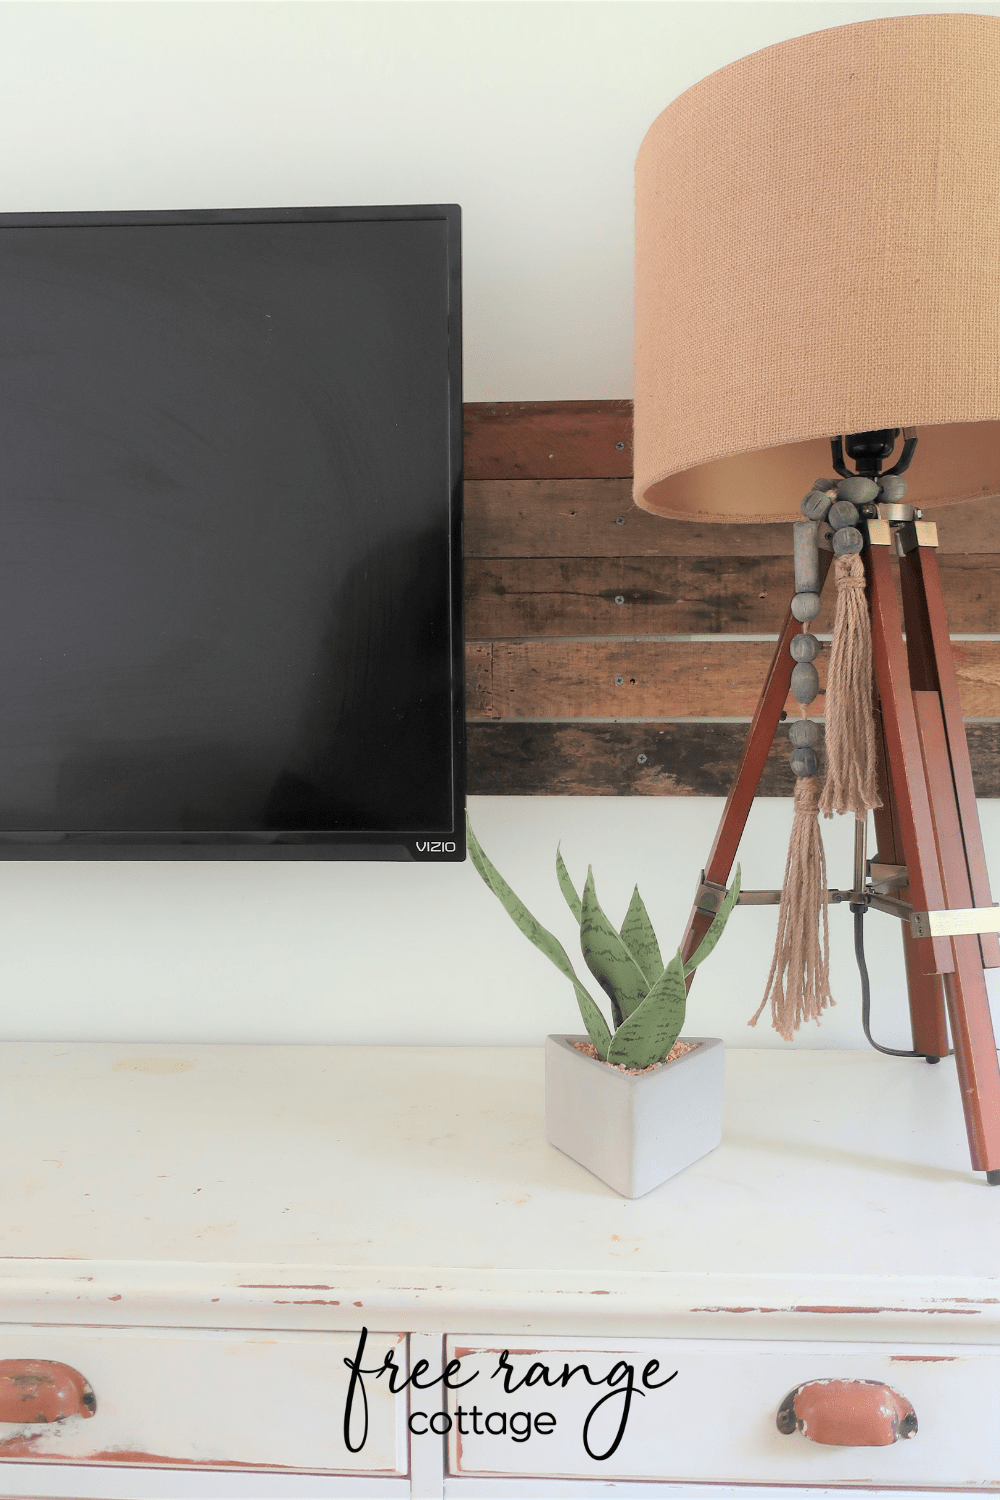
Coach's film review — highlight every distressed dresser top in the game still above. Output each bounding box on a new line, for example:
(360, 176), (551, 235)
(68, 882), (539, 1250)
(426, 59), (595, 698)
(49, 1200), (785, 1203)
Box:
(1, 1044), (997, 1340)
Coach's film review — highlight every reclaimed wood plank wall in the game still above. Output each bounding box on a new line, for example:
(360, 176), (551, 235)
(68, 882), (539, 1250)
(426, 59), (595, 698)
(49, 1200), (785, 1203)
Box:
(464, 401), (1000, 797)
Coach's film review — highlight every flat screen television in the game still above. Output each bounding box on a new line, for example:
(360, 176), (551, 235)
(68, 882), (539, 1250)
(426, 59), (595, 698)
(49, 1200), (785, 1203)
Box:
(0, 205), (464, 861)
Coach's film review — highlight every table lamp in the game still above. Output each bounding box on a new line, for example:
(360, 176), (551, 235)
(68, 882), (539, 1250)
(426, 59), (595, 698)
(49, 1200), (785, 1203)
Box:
(633, 13), (1000, 1183)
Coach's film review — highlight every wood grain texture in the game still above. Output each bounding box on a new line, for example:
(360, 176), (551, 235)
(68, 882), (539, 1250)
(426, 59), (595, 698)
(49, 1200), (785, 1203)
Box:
(465, 554), (1000, 638)
(466, 639), (1000, 719)
(465, 643), (493, 718)
(467, 721), (1000, 797)
(919, 497), (1000, 555)
(464, 401), (633, 480)
(481, 639), (797, 719)
(464, 479), (789, 558)
(471, 639), (822, 720)
(465, 556), (814, 637)
(466, 480), (1000, 560)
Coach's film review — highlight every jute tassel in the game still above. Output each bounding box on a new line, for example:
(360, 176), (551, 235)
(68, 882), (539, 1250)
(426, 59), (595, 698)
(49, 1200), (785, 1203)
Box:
(750, 776), (833, 1040)
(819, 553), (881, 819)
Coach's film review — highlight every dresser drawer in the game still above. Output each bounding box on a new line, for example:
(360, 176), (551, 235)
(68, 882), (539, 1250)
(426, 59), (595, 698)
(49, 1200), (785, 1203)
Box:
(443, 1337), (1000, 1488)
(0, 1325), (407, 1474)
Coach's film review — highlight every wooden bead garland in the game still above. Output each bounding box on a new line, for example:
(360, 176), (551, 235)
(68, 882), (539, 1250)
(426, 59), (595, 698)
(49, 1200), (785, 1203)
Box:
(749, 478), (834, 1040)
(819, 472), (882, 819)
(791, 591), (821, 621)
(754, 465), (889, 1040)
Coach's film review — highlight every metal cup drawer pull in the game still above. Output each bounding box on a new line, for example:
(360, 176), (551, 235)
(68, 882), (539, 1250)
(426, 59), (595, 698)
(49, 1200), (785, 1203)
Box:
(777, 1379), (917, 1447)
(0, 1360), (96, 1424)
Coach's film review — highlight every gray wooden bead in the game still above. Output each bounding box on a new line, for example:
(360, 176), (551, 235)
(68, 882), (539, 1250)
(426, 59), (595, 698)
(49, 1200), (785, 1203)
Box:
(790, 591), (821, 622)
(811, 478), (839, 494)
(801, 490), (832, 521)
(837, 475), (879, 505)
(789, 719), (821, 747)
(827, 499), (859, 530)
(793, 519), (819, 594)
(790, 632), (819, 662)
(789, 746), (818, 777)
(790, 660), (820, 705)
(832, 525), (864, 555)
(879, 474), (908, 501)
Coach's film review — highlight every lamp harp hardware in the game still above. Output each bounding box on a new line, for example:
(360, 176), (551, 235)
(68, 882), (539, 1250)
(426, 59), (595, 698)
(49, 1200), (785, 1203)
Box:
(831, 426), (918, 479)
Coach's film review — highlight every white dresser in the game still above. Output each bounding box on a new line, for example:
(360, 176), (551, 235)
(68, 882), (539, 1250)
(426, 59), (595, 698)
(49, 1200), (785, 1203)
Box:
(1, 1043), (998, 1499)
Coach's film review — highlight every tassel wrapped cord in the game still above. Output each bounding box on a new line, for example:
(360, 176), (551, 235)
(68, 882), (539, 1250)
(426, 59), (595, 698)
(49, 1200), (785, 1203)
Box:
(750, 776), (833, 1041)
(820, 554), (881, 819)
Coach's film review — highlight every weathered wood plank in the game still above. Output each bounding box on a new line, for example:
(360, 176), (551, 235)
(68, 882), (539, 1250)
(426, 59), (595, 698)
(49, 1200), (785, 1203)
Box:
(465, 638), (1000, 720)
(465, 480), (1000, 560)
(464, 643), (493, 717)
(466, 556), (821, 637)
(467, 720), (1000, 798)
(949, 642), (1000, 715)
(485, 639), (822, 719)
(464, 401), (633, 480)
(876, 497), (998, 555)
(465, 554), (1000, 638)
(464, 479), (790, 558)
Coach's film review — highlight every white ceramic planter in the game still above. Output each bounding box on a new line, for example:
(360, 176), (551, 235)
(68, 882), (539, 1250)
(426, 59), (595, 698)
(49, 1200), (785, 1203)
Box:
(544, 1034), (725, 1198)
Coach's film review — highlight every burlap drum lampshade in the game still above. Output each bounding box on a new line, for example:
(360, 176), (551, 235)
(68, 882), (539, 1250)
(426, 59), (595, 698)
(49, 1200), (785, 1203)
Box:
(633, 12), (1000, 524)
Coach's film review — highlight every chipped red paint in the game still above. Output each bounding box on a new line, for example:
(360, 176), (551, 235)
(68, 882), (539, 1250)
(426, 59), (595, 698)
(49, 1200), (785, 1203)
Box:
(108, 1295), (122, 1302)
(690, 1304), (981, 1316)
(590, 1290), (610, 1295)
(691, 1306), (756, 1313)
(0, 1362), (96, 1425)
(0, 1431), (44, 1457)
(270, 1299), (341, 1305)
(795, 1306), (893, 1315)
(353, 1301), (363, 1307)
(691, 1305), (879, 1314)
(237, 1284), (337, 1291)
(8, 1447), (399, 1473)
(891, 1355), (958, 1361)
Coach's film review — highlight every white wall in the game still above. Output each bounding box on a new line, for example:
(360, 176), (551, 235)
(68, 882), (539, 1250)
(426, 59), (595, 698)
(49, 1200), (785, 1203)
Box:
(0, 0), (997, 1049)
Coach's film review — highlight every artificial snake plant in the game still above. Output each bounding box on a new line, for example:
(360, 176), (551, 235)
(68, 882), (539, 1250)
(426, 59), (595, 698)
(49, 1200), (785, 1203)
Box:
(467, 816), (740, 1071)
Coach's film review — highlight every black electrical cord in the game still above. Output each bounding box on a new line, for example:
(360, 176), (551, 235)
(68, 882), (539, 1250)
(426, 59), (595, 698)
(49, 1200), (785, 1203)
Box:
(850, 900), (953, 1061)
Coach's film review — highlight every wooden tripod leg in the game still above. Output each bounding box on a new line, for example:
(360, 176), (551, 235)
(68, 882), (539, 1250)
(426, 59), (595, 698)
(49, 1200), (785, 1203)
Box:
(898, 540), (1000, 970)
(913, 690), (1000, 1175)
(866, 543), (953, 979)
(870, 531), (1000, 1176)
(870, 699), (950, 1058)
(944, 939), (1000, 1178)
(680, 551), (833, 973)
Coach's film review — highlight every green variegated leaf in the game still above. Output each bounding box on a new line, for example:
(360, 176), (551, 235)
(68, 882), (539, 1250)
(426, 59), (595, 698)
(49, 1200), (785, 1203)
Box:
(556, 845), (583, 925)
(619, 887), (663, 989)
(606, 948), (687, 1070)
(466, 817), (611, 1056)
(580, 867), (649, 1029)
(571, 985), (614, 1059)
(684, 863), (742, 976)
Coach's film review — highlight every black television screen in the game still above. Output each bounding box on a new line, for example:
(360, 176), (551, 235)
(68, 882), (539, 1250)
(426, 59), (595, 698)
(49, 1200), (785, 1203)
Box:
(0, 205), (464, 861)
